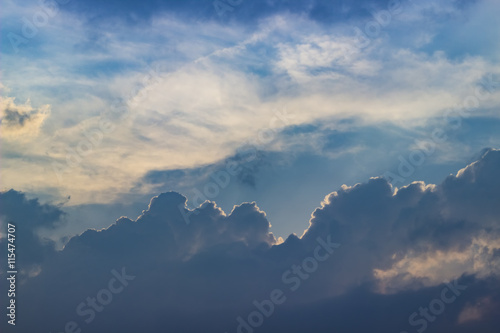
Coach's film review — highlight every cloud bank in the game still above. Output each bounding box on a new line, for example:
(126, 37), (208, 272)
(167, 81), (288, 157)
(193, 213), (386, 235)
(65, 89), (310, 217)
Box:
(1, 149), (499, 332)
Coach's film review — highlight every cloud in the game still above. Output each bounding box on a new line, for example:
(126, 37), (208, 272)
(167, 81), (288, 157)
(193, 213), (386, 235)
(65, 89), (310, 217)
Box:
(0, 96), (50, 139)
(0, 189), (64, 280)
(457, 295), (499, 324)
(1, 0), (500, 331)
(302, 149), (500, 294)
(2, 149), (500, 332)
(1, 0), (500, 206)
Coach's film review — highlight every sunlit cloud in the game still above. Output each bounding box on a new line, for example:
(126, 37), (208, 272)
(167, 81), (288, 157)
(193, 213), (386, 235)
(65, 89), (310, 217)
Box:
(0, 96), (50, 139)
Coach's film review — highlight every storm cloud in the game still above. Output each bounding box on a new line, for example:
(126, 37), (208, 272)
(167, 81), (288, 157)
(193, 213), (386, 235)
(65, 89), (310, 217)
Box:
(1, 149), (499, 332)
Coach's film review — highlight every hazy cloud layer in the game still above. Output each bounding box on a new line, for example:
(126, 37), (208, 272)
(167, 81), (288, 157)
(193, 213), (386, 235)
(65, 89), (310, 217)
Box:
(1, 0), (499, 205)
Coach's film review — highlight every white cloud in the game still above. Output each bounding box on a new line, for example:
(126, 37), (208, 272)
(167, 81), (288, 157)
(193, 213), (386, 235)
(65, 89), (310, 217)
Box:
(1, 1), (500, 206)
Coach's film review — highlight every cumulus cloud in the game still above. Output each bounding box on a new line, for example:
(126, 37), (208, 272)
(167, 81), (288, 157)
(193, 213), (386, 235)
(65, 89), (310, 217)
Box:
(0, 96), (50, 139)
(0, 189), (64, 280)
(303, 149), (500, 294)
(2, 149), (500, 332)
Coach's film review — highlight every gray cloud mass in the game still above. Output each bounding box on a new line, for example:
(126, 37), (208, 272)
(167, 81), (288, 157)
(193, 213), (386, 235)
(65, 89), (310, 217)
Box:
(1, 149), (499, 332)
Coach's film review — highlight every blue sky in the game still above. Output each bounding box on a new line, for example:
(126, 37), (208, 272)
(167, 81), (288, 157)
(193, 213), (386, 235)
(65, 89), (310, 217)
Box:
(1, 0), (500, 332)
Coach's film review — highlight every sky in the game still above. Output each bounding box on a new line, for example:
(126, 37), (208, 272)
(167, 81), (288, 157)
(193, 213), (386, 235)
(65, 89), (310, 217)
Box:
(0, 0), (500, 332)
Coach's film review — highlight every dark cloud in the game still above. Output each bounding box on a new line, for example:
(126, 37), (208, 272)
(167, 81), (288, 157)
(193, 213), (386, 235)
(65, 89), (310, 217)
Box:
(0, 190), (64, 276)
(2, 149), (500, 332)
(134, 118), (500, 240)
(1, 108), (32, 128)
(0, 99), (50, 137)
(140, 149), (271, 193)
